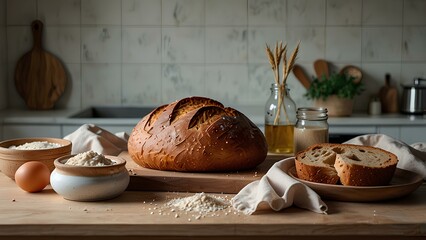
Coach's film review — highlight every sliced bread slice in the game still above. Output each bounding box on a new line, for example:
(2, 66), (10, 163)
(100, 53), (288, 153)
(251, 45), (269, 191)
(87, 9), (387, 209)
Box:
(294, 143), (340, 184)
(295, 143), (398, 186)
(333, 144), (398, 186)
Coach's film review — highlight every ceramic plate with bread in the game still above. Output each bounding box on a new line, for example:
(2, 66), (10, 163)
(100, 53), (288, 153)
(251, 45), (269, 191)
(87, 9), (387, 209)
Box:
(292, 143), (425, 201)
(295, 143), (398, 186)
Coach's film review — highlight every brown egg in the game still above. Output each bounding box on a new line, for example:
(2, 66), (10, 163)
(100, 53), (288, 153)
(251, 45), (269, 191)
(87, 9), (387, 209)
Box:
(14, 161), (50, 193)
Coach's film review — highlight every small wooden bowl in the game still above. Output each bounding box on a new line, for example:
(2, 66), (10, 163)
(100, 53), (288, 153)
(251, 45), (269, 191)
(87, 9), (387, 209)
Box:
(340, 65), (363, 84)
(0, 138), (72, 180)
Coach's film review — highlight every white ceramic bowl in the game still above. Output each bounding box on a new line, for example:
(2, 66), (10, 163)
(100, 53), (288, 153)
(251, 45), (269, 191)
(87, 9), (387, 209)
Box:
(50, 155), (129, 201)
(0, 138), (72, 180)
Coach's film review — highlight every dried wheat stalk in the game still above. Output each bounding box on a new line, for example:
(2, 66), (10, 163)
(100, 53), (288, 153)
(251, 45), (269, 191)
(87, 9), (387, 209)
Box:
(265, 41), (300, 125)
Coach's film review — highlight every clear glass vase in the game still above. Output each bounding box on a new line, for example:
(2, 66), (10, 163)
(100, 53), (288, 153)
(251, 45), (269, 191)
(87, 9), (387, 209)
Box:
(264, 83), (297, 154)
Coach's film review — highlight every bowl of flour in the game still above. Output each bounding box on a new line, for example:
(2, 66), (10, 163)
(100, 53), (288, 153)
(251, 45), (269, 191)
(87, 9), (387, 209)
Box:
(50, 151), (129, 201)
(0, 138), (72, 179)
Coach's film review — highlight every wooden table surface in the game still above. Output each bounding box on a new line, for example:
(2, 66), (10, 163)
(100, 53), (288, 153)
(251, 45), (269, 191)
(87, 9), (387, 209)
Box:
(0, 174), (425, 240)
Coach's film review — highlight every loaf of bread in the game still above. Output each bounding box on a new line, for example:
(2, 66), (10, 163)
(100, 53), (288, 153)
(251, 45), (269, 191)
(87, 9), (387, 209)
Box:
(295, 143), (398, 186)
(128, 96), (268, 172)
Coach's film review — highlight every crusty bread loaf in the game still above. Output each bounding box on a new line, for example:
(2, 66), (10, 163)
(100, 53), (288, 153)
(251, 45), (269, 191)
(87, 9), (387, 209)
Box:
(295, 143), (398, 186)
(128, 96), (267, 172)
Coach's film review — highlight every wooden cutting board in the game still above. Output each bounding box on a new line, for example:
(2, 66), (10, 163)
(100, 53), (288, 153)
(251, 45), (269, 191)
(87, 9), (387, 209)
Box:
(14, 20), (67, 110)
(379, 73), (399, 113)
(120, 151), (291, 193)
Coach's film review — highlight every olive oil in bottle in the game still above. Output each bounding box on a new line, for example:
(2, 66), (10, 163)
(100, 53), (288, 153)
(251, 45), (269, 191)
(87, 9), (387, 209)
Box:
(264, 124), (294, 154)
(264, 84), (297, 154)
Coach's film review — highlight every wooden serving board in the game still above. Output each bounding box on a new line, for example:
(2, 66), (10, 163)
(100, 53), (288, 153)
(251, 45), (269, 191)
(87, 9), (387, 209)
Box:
(120, 151), (291, 194)
(15, 20), (67, 110)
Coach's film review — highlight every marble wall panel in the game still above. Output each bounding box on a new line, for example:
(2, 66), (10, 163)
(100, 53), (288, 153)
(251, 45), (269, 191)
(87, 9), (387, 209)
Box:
(1, 0), (426, 112)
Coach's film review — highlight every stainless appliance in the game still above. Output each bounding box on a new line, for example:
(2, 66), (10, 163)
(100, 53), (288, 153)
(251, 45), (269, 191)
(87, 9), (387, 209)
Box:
(401, 78), (426, 114)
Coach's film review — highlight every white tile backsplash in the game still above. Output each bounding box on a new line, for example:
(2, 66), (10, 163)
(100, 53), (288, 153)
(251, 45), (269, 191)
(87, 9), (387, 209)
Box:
(122, 0), (162, 26)
(122, 63), (162, 105)
(326, 0), (362, 26)
(248, 27), (286, 63)
(362, 27), (402, 62)
(205, 0), (247, 26)
(326, 27), (362, 62)
(287, 0), (326, 26)
(82, 0), (121, 25)
(6, 0), (36, 25)
(0, 0), (5, 25)
(402, 26), (426, 61)
(38, 0), (80, 25)
(248, 0), (286, 26)
(205, 64), (248, 106)
(122, 27), (161, 63)
(162, 0), (205, 26)
(404, 0), (426, 25)
(6, 64), (25, 108)
(162, 27), (204, 63)
(362, 0), (403, 26)
(44, 26), (80, 63)
(1, 0), (426, 112)
(162, 64), (205, 103)
(6, 26), (31, 65)
(206, 27), (248, 64)
(401, 63), (426, 85)
(81, 63), (121, 108)
(247, 63), (274, 105)
(81, 27), (121, 63)
(0, 0), (6, 109)
(56, 63), (81, 109)
(360, 63), (402, 109)
(286, 27), (325, 62)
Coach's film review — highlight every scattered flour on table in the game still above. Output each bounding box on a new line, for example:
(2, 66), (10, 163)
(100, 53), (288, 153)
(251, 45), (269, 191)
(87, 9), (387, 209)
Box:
(166, 192), (229, 214)
(65, 151), (115, 166)
(9, 141), (62, 150)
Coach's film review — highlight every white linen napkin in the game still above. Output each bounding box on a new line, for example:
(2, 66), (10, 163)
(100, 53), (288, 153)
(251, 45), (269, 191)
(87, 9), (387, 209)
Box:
(231, 157), (328, 215)
(344, 134), (426, 180)
(232, 134), (426, 215)
(64, 124), (129, 156)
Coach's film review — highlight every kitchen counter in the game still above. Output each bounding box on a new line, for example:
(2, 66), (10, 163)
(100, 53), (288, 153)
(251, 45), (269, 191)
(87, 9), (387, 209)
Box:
(1, 107), (425, 126)
(0, 173), (425, 240)
(1, 107), (426, 143)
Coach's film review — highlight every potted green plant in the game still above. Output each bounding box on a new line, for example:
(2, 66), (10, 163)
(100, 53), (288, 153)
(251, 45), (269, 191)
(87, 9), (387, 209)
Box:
(305, 73), (364, 116)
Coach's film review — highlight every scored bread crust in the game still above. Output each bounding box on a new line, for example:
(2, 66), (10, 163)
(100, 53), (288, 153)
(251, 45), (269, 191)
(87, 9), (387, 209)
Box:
(295, 143), (398, 186)
(128, 96), (268, 172)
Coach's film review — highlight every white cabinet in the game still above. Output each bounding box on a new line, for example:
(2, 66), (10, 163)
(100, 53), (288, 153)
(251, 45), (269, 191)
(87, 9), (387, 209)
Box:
(329, 126), (376, 135)
(326, 125), (425, 144)
(377, 126), (400, 140)
(400, 126), (426, 144)
(2, 124), (62, 139)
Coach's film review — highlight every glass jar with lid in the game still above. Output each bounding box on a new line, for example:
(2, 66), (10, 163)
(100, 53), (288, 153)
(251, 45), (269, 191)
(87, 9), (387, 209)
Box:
(294, 107), (329, 154)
